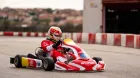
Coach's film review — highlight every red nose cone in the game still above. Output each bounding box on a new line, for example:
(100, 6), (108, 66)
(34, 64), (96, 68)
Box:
(71, 59), (96, 71)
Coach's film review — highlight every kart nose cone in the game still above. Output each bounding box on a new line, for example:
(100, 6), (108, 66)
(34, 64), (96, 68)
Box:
(80, 62), (95, 71)
(71, 59), (96, 71)
(92, 61), (105, 71)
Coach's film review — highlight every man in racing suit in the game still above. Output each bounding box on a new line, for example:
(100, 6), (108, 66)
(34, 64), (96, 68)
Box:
(36, 26), (75, 63)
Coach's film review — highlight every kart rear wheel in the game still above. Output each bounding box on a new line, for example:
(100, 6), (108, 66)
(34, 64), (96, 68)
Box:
(14, 55), (26, 68)
(42, 57), (54, 71)
(92, 57), (102, 64)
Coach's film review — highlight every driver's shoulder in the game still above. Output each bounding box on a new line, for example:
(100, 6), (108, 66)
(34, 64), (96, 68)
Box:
(41, 39), (51, 43)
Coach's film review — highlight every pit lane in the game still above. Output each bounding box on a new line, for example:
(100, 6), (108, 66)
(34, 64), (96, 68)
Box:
(0, 36), (140, 78)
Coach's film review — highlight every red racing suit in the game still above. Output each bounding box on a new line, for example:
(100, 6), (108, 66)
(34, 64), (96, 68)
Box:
(41, 38), (68, 62)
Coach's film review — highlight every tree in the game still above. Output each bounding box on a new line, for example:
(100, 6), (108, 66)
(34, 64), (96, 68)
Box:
(45, 8), (53, 14)
(3, 19), (10, 31)
(75, 24), (82, 32)
(29, 12), (36, 16)
(63, 23), (75, 32)
(54, 17), (61, 22)
(39, 19), (51, 26)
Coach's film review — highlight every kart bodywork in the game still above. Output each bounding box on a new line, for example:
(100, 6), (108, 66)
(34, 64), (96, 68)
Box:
(10, 38), (105, 71)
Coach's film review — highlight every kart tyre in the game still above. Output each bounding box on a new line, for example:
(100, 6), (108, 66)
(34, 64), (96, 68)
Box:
(14, 55), (26, 68)
(92, 57), (102, 64)
(42, 57), (54, 71)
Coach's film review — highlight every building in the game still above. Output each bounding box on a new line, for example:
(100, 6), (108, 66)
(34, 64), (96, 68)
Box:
(83, 0), (140, 34)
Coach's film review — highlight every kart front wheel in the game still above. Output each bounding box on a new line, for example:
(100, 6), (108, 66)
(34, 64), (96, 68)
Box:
(42, 57), (54, 71)
(92, 57), (102, 64)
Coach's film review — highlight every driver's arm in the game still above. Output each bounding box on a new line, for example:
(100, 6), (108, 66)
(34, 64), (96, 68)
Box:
(41, 40), (53, 52)
(41, 40), (62, 52)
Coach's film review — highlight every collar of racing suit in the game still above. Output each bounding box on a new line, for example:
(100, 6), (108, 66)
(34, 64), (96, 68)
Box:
(46, 38), (57, 43)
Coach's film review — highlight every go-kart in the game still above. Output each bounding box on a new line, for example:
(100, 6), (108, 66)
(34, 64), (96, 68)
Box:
(10, 38), (105, 71)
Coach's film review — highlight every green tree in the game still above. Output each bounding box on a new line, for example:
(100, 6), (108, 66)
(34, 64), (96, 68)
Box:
(39, 18), (51, 26)
(29, 12), (36, 16)
(45, 8), (53, 14)
(75, 24), (82, 32)
(63, 23), (75, 32)
(3, 19), (10, 31)
(54, 17), (61, 22)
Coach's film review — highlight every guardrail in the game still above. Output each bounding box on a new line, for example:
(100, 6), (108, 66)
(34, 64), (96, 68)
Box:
(0, 32), (140, 49)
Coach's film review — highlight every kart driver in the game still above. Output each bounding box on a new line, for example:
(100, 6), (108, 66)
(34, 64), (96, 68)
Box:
(36, 26), (75, 63)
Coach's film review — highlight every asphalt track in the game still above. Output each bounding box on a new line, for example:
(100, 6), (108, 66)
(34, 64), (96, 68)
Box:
(0, 36), (140, 78)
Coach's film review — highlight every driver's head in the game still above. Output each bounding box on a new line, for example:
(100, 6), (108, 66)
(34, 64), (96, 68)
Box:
(48, 26), (62, 42)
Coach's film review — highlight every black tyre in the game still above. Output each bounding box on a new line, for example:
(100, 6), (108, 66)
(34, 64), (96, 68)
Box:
(42, 57), (54, 71)
(92, 57), (102, 64)
(14, 55), (26, 68)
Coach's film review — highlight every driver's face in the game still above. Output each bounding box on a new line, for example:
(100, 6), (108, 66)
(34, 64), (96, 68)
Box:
(53, 33), (62, 41)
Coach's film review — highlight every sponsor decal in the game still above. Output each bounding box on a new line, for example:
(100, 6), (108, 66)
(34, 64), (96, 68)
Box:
(81, 61), (94, 65)
(21, 57), (29, 67)
(68, 69), (73, 70)
(56, 66), (61, 69)
(37, 62), (40, 66)
(36, 60), (42, 67)
(90, 2), (98, 8)
(28, 59), (36, 67)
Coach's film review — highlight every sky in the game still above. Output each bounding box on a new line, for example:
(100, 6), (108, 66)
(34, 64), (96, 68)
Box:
(0, 0), (83, 10)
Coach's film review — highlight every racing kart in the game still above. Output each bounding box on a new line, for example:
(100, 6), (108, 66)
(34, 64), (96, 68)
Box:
(10, 38), (105, 71)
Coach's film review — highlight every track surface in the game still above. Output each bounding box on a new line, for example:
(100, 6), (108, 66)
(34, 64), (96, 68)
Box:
(0, 37), (140, 78)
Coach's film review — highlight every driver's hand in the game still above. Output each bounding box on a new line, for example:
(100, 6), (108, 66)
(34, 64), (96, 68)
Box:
(52, 40), (62, 49)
